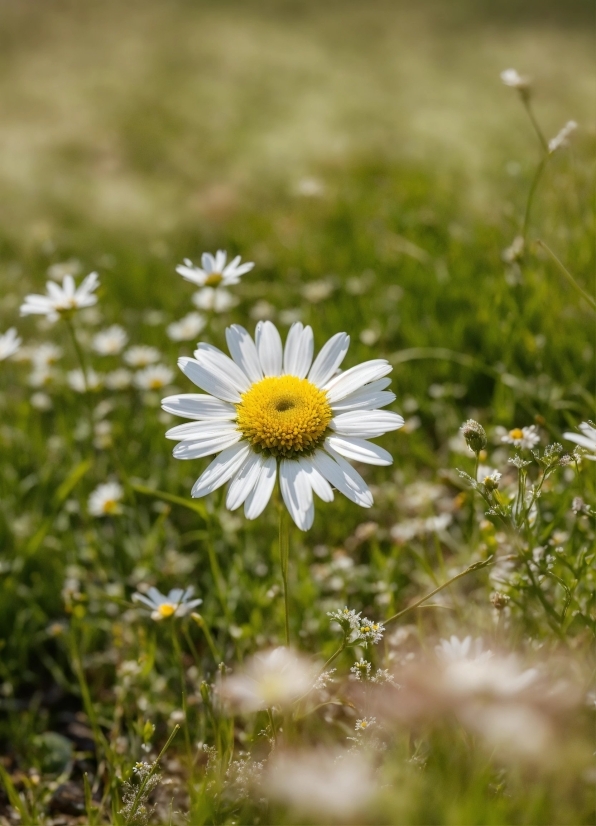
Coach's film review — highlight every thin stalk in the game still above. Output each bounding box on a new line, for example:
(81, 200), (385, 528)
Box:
(384, 557), (493, 625)
(278, 506), (290, 646)
(170, 624), (193, 760)
(190, 613), (221, 662)
(63, 315), (95, 439)
(473, 452), (480, 483)
(536, 239), (596, 311)
(521, 96), (549, 154)
(69, 625), (110, 761)
(124, 725), (179, 826)
(522, 156), (548, 243)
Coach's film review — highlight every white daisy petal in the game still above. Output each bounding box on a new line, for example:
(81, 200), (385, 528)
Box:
(214, 250), (227, 271)
(226, 325), (264, 384)
(563, 433), (596, 451)
(191, 443), (251, 497)
(226, 453), (265, 510)
(331, 378), (395, 412)
(308, 332), (350, 387)
(325, 435), (393, 466)
(161, 394), (237, 420)
(165, 421), (239, 441)
(244, 456), (277, 519)
(323, 360), (392, 403)
(194, 344), (252, 393)
(330, 410), (404, 438)
(283, 323), (314, 379)
(311, 450), (373, 508)
(178, 357), (242, 403)
(202, 252), (216, 272)
(298, 456), (334, 502)
(280, 459), (314, 531)
(173, 431), (242, 459)
(256, 321), (283, 376)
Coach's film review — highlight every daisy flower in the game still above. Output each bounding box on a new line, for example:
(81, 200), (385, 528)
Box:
(105, 368), (133, 390)
(92, 325), (128, 355)
(31, 342), (63, 368)
(192, 287), (238, 313)
(131, 585), (202, 621)
(20, 273), (100, 322)
(68, 368), (103, 393)
(166, 311), (206, 342)
(0, 328), (22, 361)
(88, 481), (124, 516)
(500, 68), (530, 91)
(176, 250), (254, 289)
(133, 364), (174, 391)
(501, 425), (540, 450)
(219, 647), (316, 711)
(162, 321), (404, 530)
(563, 421), (596, 461)
(123, 345), (161, 368)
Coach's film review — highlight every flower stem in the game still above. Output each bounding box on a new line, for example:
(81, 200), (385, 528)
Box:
(522, 156), (548, 243)
(521, 95), (549, 155)
(278, 505), (290, 646)
(124, 724), (179, 826)
(536, 239), (596, 311)
(170, 623), (193, 761)
(63, 316), (95, 439)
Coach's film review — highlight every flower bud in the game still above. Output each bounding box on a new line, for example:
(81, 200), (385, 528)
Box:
(461, 419), (487, 453)
(490, 592), (510, 611)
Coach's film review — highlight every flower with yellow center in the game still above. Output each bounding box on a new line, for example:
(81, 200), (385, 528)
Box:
(88, 481), (124, 517)
(176, 250), (254, 290)
(163, 321), (404, 530)
(20, 273), (99, 323)
(501, 425), (540, 450)
(132, 586), (202, 622)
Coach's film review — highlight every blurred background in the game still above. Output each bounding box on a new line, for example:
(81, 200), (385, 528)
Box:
(0, 0), (593, 244)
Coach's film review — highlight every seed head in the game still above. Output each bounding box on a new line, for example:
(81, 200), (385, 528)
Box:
(461, 419), (487, 453)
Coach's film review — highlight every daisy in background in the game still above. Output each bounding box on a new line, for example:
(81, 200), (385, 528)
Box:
(176, 250), (254, 289)
(166, 311), (206, 342)
(132, 586), (202, 621)
(92, 325), (128, 355)
(105, 368), (133, 390)
(123, 345), (161, 368)
(68, 368), (103, 393)
(133, 365), (174, 391)
(500, 68), (531, 92)
(162, 321), (403, 530)
(563, 421), (596, 461)
(192, 288), (238, 313)
(88, 481), (124, 516)
(20, 273), (100, 323)
(501, 425), (540, 450)
(0, 328), (22, 361)
(31, 342), (63, 368)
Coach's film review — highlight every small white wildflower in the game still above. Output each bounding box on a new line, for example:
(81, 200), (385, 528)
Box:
(354, 716), (376, 732)
(295, 177), (325, 197)
(20, 273), (99, 322)
(47, 259), (82, 281)
(105, 368), (133, 390)
(501, 425), (540, 450)
(371, 668), (396, 685)
(88, 481), (124, 517)
(327, 607), (362, 632)
(192, 287), (238, 313)
(357, 618), (385, 646)
(302, 279), (335, 303)
(176, 250), (254, 289)
(563, 421), (596, 461)
(67, 368), (102, 393)
(483, 470), (502, 491)
(166, 312), (206, 342)
(133, 365), (174, 391)
(548, 120), (578, 154)
(313, 668), (337, 690)
(132, 586), (202, 621)
(28, 366), (56, 388)
(350, 659), (372, 681)
(500, 68), (530, 91)
(0, 328), (22, 361)
(31, 342), (63, 368)
(123, 346), (161, 368)
(30, 392), (52, 411)
(92, 325), (128, 355)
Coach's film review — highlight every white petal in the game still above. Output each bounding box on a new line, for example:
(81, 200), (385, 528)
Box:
(256, 321), (283, 376)
(298, 456), (334, 502)
(323, 360), (392, 403)
(226, 453), (265, 510)
(331, 378), (395, 412)
(194, 344), (251, 393)
(311, 450), (373, 508)
(166, 420), (238, 440)
(176, 265), (207, 286)
(330, 410), (404, 438)
(202, 252), (216, 272)
(283, 323), (314, 379)
(226, 325), (263, 384)
(178, 357), (242, 403)
(191, 443), (251, 497)
(214, 250), (227, 271)
(173, 431), (242, 459)
(244, 456), (277, 519)
(279, 459), (314, 531)
(563, 432), (596, 451)
(161, 393), (237, 420)
(308, 332), (350, 387)
(325, 435), (393, 466)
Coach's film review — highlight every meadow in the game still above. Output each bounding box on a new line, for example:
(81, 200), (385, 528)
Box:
(0, 1), (594, 824)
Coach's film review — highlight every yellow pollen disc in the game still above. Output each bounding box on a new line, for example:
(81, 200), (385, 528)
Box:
(158, 603), (176, 618)
(204, 272), (223, 287)
(236, 375), (332, 459)
(102, 499), (118, 514)
(509, 428), (523, 439)
(149, 378), (165, 390)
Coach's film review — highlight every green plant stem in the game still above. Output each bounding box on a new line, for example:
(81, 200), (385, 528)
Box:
(521, 95), (549, 154)
(522, 156), (548, 242)
(190, 614), (221, 662)
(124, 725), (179, 826)
(170, 624), (193, 760)
(384, 558), (493, 625)
(69, 624), (110, 762)
(278, 506), (290, 646)
(536, 239), (596, 311)
(63, 315), (95, 438)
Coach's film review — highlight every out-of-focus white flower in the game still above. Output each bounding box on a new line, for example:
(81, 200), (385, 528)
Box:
(249, 299), (275, 320)
(31, 342), (63, 368)
(219, 647), (316, 712)
(295, 177), (325, 197)
(166, 312), (206, 342)
(192, 287), (238, 313)
(162, 321), (402, 530)
(278, 308), (302, 325)
(461, 701), (553, 759)
(28, 367), (56, 388)
(302, 280), (335, 303)
(88, 481), (124, 516)
(360, 328), (380, 346)
(30, 391), (52, 410)
(0, 328), (22, 361)
(47, 259), (82, 281)
(501, 425), (540, 450)
(92, 325), (128, 355)
(354, 716), (376, 731)
(123, 345), (161, 368)
(132, 585), (202, 620)
(134, 365), (174, 390)
(548, 120), (578, 154)
(327, 607), (385, 646)
(177, 251), (254, 289)
(436, 635), (493, 664)
(264, 749), (376, 819)
(20, 273), (100, 322)
(67, 368), (102, 393)
(563, 421), (596, 461)
(500, 68), (530, 90)
(105, 368), (133, 390)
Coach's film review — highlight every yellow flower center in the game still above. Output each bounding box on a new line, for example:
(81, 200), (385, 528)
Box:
(204, 272), (223, 287)
(149, 378), (165, 390)
(102, 499), (118, 514)
(509, 428), (524, 440)
(236, 375), (332, 459)
(158, 603), (176, 618)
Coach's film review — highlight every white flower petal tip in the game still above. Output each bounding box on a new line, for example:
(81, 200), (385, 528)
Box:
(176, 250), (254, 289)
(20, 273), (100, 320)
